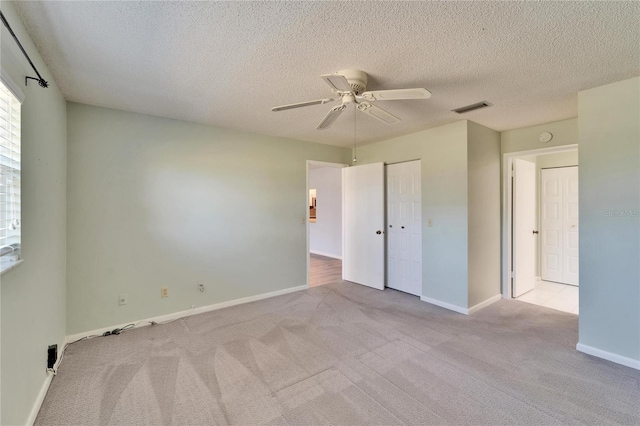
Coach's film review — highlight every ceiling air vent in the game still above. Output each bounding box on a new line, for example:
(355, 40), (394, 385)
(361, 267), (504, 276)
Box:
(452, 101), (492, 114)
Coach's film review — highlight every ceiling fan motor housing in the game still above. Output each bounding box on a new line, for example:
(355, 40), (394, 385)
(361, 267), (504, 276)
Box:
(338, 69), (368, 95)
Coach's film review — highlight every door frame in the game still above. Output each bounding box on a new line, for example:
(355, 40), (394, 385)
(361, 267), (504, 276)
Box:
(305, 160), (349, 288)
(501, 145), (578, 299)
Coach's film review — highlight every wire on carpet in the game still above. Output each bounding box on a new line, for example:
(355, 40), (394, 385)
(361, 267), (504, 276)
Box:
(46, 322), (137, 375)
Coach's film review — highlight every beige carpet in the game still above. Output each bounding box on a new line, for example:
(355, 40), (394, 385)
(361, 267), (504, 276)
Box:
(36, 282), (640, 425)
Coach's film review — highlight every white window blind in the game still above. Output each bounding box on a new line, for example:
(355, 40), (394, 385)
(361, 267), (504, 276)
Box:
(0, 80), (21, 270)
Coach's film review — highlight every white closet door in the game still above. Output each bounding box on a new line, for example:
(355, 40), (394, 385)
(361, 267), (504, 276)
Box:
(386, 160), (422, 296)
(542, 167), (579, 286)
(540, 168), (564, 283)
(342, 163), (385, 290)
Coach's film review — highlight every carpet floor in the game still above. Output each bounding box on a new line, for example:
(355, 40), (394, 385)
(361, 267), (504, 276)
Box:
(36, 282), (640, 425)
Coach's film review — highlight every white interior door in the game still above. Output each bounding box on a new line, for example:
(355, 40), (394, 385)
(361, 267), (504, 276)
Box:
(386, 160), (422, 296)
(541, 167), (579, 286)
(342, 163), (385, 290)
(513, 158), (537, 297)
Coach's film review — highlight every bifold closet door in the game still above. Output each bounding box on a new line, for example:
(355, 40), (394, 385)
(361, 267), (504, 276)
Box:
(386, 160), (422, 296)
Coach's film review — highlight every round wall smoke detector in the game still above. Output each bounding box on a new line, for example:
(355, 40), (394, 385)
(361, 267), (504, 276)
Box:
(539, 132), (553, 143)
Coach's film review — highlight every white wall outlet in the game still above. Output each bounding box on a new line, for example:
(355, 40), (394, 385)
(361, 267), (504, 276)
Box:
(161, 287), (169, 298)
(427, 218), (433, 227)
(197, 281), (205, 292)
(118, 294), (128, 306)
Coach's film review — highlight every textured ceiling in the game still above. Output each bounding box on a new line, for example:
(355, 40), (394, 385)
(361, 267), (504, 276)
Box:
(13, 1), (640, 148)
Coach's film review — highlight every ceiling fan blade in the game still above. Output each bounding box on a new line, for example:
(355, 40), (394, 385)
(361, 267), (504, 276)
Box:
(272, 98), (334, 112)
(316, 105), (346, 129)
(361, 88), (431, 101)
(321, 74), (352, 92)
(357, 102), (400, 124)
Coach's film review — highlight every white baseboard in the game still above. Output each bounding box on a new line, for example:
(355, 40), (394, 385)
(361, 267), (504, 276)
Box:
(420, 296), (468, 315)
(26, 374), (53, 426)
(309, 250), (342, 260)
(66, 285), (308, 344)
(468, 294), (502, 315)
(27, 334), (68, 425)
(576, 343), (640, 371)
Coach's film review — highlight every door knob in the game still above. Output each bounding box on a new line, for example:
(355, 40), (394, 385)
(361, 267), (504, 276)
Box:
(389, 225), (392, 228)
(532, 230), (539, 234)
(376, 230), (382, 235)
(401, 226), (405, 229)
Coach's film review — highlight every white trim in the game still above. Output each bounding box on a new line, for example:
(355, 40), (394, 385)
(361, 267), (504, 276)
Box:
(26, 335), (68, 425)
(26, 375), (52, 426)
(0, 68), (25, 103)
(308, 160), (348, 169)
(576, 343), (640, 371)
(420, 296), (468, 315)
(468, 294), (502, 314)
(66, 285), (308, 343)
(0, 258), (24, 275)
(501, 144), (578, 299)
(309, 250), (342, 260)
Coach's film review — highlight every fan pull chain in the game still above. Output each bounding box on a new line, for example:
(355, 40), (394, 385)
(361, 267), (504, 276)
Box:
(353, 103), (357, 164)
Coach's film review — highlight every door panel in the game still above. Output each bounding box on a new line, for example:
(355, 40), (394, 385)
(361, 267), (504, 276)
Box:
(541, 166), (579, 286)
(513, 158), (537, 297)
(342, 163), (385, 290)
(541, 169), (563, 283)
(386, 160), (422, 296)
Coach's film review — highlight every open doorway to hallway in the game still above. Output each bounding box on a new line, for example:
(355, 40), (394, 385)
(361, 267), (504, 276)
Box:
(506, 148), (579, 314)
(307, 160), (347, 287)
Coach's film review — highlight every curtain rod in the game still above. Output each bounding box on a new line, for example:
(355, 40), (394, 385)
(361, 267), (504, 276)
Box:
(0, 9), (49, 88)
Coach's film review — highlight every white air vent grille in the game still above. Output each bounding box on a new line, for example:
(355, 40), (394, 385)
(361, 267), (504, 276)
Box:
(452, 101), (492, 114)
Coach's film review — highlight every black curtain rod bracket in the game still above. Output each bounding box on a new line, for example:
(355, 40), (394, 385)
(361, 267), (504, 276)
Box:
(0, 9), (49, 89)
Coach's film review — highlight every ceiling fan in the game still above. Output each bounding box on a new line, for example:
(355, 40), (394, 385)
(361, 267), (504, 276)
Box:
(271, 69), (431, 129)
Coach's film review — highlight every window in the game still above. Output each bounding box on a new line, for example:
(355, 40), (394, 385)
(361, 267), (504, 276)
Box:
(0, 79), (21, 273)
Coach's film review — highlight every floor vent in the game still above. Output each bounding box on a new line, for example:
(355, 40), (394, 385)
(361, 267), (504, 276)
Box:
(452, 101), (492, 114)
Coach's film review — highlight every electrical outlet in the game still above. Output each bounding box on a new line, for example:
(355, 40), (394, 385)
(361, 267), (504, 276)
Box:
(197, 282), (205, 292)
(47, 345), (57, 369)
(161, 287), (169, 298)
(118, 294), (128, 306)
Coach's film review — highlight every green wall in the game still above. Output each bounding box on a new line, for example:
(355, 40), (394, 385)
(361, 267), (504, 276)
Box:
(0, 2), (68, 424)
(355, 121), (470, 308)
(501, 118), (578, 154)
(66, 103), (350, 334)
(578, 77), (640, 364)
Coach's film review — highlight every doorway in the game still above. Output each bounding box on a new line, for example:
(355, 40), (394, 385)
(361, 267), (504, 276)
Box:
(503, 147), (579, 314)
(306, 160), (348, 288)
